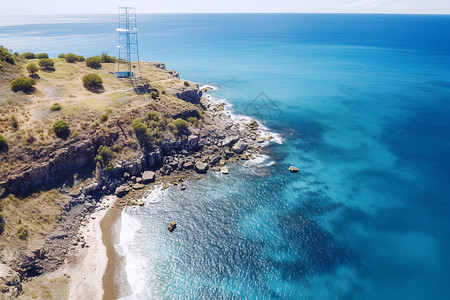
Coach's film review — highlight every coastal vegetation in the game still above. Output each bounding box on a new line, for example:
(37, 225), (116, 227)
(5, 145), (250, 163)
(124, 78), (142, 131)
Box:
(52, 119), (70, 138)
(1, 46), (15, 65)
(10, 77), (36, 93)
(95, 145), (115, 170)
(82, 73), (103, 91)
(36, 53), (49, 59)
(38, 58), (55, 70)
(61, 53), (85, 63)
(85, 56), (102, 69)
(100, 52), (116, 63)
(21, 52), (36, 59)
(50, 103), (62, 111)
(26, 63), (39, 76)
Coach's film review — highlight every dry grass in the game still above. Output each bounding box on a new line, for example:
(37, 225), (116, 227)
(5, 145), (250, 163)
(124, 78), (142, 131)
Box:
(0, 57), (197, 181)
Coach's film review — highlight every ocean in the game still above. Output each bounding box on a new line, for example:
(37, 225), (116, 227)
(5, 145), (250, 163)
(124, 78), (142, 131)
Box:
(1, 13), (450, 299)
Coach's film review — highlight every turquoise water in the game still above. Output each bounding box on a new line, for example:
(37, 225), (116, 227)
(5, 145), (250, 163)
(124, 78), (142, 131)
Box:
(1, 14), (450, 299)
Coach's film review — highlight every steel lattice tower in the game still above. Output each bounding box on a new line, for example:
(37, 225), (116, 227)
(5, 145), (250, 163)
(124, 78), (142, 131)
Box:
(116, 7), (141, 78)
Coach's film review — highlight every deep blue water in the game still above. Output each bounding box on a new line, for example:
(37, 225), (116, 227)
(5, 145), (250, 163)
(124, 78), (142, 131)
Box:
(1, 14), (450, 299)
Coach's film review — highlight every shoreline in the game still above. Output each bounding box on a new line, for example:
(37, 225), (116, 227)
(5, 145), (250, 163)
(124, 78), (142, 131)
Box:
(97, 91), (282, 299)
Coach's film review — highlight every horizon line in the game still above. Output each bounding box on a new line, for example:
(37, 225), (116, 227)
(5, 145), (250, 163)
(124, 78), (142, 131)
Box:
(1, 12), (450, 17)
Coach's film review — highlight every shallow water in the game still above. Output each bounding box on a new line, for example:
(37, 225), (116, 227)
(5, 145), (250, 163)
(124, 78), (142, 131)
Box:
(2, 13), (450, 299)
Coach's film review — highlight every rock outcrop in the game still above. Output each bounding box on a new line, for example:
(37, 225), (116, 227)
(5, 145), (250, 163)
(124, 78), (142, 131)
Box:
(194, 161), (209, 174)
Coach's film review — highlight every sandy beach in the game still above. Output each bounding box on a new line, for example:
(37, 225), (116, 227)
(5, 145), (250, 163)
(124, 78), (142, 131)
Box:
(64, 196), (115, 300)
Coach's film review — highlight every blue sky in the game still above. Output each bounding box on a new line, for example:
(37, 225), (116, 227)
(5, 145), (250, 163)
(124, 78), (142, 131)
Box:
(2, 0), (449, 15)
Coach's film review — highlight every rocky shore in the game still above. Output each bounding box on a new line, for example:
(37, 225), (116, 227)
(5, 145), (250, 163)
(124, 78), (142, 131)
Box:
(0, 68), (276, 298)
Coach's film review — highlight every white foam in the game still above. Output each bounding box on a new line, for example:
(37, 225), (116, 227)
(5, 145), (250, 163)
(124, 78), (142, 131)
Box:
(244, 154), (276, 167)
(199, 84), (219, 91)
(142, 185), (166, 204)
(118, 210), (142, 300)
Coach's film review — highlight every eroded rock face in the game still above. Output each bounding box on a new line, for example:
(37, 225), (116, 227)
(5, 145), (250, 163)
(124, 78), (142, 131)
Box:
(174, 84), (202, 104)
(0, 131), (119, 197)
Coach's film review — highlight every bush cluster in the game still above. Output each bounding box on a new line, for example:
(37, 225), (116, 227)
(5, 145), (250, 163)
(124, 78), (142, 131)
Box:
(85, 56), (102, 69)
(100, 52), (116, 63)
(168, 118), (189, 136)
(26, 63), (39, 76)
(50, 103), (62, 111)
(21, 52), (35, 59)
(0, 134), (7, 152)
(188, 117), (199, 126)
(52, 119), (70, 138)
(61, 53), (85, 63)
(36, 53), (49, 59)
(95, 145), (115, 170)
(38, 58), (54, 70)
(82, 73), (103, 90)
(1, 46), (15, 65)
(10, 77), (36, 93)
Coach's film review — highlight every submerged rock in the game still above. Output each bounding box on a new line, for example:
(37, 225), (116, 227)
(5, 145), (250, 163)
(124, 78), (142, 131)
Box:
(289, 166), (299, 173)
(168, 221), (177, 232)
(221, 167), (229, 174)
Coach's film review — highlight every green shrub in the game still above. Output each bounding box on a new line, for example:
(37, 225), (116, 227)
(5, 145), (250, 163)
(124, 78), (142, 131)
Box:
(64, 53), (77, 63)
(99, 113), (108, 122)
(10, 77), (36, 93)
(52, 119), (70, 138)
(0, 63), (3, 70)
(17, 225), (28, 240)
(4, 55), (15, 65)
(76, 55), (85, 62)
(0, 134), (7, 152)
(150, 91), (158, 99)
(36, 53), (49, 59)
(58, 53), (65, 59)
(38, 58), (54, 70)
(85, 56), (101, 69)
(188, 117), (199, 126)
(82, 73), (103, 90)
(100, 52), (116, 63)
(168, 118), (189, 136)
(184, 81), (190, 87)
(50, 103), (61, 111)
(0, 46), (15, 64)
(21, 52), (35, 59)
(95, 145), (115, 170)
(26, 63), (39, 76)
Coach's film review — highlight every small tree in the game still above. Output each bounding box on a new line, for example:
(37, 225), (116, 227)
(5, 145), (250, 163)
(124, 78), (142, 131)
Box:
(82, 73), (103, 91)
(26, 63), (39, 76)
(85, 56), (102, 69)
(36, 53), (49, 59)
(38, 58), (54, 70)
(0, 134), (7, 152)
(52, 119), (70, 138)
(10, 77), (36, 93)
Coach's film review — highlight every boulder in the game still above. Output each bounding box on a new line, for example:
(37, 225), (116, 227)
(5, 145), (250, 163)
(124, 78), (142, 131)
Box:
(289, 166), (299, 173)
(133, 183), (145, 190)
(168, 221), (177, 232)
(210, 156), (222, 166)
(232, 142), (248, 154)
(194, 161), (209, 174)
(142, 171), (156, 183)
(222, 135), (240, 147)
(221, 167), (229, 174)
(114, 185), (128, 197)
(187, 135), (200, 150)
(183, 161), (194, 169)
